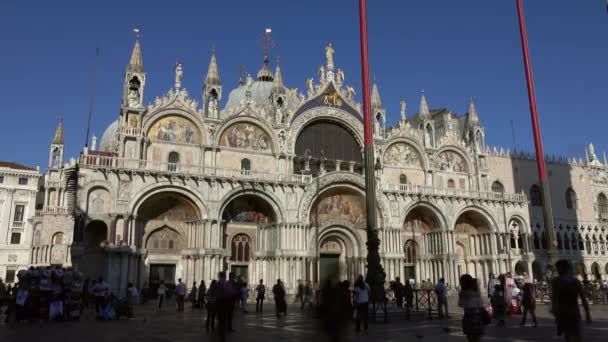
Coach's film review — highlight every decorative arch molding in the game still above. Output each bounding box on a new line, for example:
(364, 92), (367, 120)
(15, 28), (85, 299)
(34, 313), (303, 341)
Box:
(288, 107), (364, 156)
(311, 224), (365, 258)
(433, 145), (473, 174)
(128, 182), (208, 219)
(80, 181), (116, 212)
(213, 115), (280, 156)
(400, 201), (448, 232)
(381, 136), (428, 170)
(142, 108), (207, 145)
(452, 205), (500, 233)
(297, 171), (389, 226)
(507, 214), (531, 234)
(216, 187), (285, 223)
(142, 225), (184, 251)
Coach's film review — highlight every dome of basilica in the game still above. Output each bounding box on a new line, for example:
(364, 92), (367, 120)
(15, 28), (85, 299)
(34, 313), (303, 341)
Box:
(99, 119), (119, 153)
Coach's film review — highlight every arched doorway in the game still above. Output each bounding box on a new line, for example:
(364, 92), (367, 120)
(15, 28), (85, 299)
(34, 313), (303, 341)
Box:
(317, 230), (359, 285)
(80, 220), (108, 278)
(404, 240), (418, 282)
(403, 206), (442, 284)
(591, 262), (601, 281)
(137, 192), (201, 290)
(221, 194), (276, 282)
(454, 210), (493, 288)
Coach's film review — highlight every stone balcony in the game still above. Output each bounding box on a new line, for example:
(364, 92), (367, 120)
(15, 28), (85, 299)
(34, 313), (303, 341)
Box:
(35, 206), (71, 217)
(379, 182), (527, 203)
(78, 155), (313, 185)
(12, 221), (25, 228)
(120, 126), (142, 136)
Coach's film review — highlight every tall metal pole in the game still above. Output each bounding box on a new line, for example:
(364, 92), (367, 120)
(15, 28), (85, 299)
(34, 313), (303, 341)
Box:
(515, 0), (557, 267)
(358, 0), (385, 301)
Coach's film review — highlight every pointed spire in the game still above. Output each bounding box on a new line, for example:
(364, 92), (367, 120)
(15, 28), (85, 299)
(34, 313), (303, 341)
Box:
(371, 80), (382, 109)
(272, 58), (285, 94)
(468, 97), (480, 126)
(205, 47), (221, 85)
(127, 28), (144, 73)
(52, 117), (64, 145)
(419, 90), (430, 119)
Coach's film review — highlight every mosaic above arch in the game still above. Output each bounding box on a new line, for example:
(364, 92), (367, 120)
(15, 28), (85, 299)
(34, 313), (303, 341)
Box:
(434, 150), (468, 173)
(148, 115), (201, 144)
(310, 191), (365, 226)
(383, 142), (423, 168)
(219, 123), (272, 152)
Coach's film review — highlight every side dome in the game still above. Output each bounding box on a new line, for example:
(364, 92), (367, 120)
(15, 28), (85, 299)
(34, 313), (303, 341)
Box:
(99, 119), (119, 152)
(224, 81), (277, 111)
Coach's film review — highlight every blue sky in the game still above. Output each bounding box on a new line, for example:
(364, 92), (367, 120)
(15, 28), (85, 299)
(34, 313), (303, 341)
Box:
(1, 0), (607, 169)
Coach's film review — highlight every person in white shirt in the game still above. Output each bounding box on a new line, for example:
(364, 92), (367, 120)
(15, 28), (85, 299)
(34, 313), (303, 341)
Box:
(127, 283), (139, 306)
(352, 275), (370, 332)
(93, 277), (109, 317)
(176, 278), (187, 312)
(157, 281), (167, 311)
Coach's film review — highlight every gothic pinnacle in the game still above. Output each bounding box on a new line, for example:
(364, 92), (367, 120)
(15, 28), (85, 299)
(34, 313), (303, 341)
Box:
(127, 28), (144, 73)
(273, 58), (285, 94)
(419, 90), (430, 119)
(52, 117), (64, 145)
(205, 49), (221, 85)
(371, 80), (382, 109)
(468, 97), (479, 126)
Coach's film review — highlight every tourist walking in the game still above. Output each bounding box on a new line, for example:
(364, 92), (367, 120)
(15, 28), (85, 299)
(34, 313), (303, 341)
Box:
(491, 283), (506, 326)
(227, 273), (238, 332)
(272, 279), (286, 317)
(255, 279), (265, 314)
(240, 282), (249, 312)
(404, 280), (414, 320)
(0, 278), (7, 312)
(157, 281), (167, 311)
(205, 280), (218, 332)
(392, 277), (404, 308)
(435, 278), (449, 319)
(176, 278), (186, 312)
(353, 275), (370, 332)
(190, 281), (198, 308)
(93, 276), (109, 317)
(303, 280), (313, 312)
(458, 274), (485, 342)
(126, 282), (139, 306)
(487, 273), (498, 299)
(551, 259), (592, 342)
(198, 280), (206, 310)
(296, 280), (305, 310)
(520, 282), (537, 327)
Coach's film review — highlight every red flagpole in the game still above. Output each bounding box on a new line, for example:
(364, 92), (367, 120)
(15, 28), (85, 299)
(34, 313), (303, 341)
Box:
(515, 0), (557, 262)
(359, 0), (373, 146)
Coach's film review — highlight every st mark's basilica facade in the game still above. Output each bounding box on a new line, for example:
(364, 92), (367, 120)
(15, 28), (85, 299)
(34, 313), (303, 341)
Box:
(28, 33), (608, 295)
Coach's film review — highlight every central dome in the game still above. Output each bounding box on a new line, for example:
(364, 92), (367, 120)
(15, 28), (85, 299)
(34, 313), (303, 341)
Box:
(224, 81), (276, 111)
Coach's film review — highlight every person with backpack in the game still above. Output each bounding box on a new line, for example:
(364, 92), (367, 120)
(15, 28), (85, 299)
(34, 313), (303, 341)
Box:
(255, 279), (266, 314)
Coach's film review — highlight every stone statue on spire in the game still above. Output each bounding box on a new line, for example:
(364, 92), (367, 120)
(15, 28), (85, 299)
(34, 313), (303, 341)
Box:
(325, 42), (334, 71)
(174, 61), (183, 89)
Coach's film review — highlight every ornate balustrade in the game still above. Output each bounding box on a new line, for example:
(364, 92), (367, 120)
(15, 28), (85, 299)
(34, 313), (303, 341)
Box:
(35, 206), (71, 217)
(78, 155), (313, 185)
(120, 126), (142, 136)
(379, 182), (527, 203)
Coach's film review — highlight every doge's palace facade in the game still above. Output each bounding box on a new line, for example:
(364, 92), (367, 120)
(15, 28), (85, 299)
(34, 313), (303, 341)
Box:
(30, 33), (608, 295)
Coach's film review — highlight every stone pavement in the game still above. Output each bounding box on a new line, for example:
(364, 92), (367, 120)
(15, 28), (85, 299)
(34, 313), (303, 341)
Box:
(1, 301), (607, 342)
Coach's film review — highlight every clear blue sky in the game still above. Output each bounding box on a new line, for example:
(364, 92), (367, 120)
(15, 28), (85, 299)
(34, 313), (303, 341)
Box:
(1, 0), (607, 169)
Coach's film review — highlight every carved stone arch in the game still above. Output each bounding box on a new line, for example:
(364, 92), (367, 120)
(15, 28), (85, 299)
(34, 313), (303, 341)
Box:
(400, 201), (448, 232)
(433, 145), (473, 174)
(80, 181), (116, 210)
(452, 205), (499, 233)
(129, 182), (208, 219)
(217, 187), (285, 224)
(288, 107), (364, 156)
(311, 224), (365, 258)
(86, 185), (113, 215)
(213, 115), (279, 156)
(142, 107), (206, 144)
(298, 172), (388, 226)
(381, 137), (428, 170)
(507, 214), (530, 234)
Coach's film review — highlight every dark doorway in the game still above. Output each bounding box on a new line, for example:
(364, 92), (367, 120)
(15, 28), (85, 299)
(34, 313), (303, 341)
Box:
(149, 264), (176, 296)
(231, 265), (248, 283)
(319, 254), (340, 286)
(404, 266), (416, 283)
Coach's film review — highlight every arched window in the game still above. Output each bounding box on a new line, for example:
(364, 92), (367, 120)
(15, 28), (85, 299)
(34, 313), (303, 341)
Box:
(566, 188), (577, 210)
(241, 158), (251, 174)
(52, 232), (64, 245)
(230, 234), (252, 262)
(404, 240), (418, 264)
(491, 181), (505, 193)
(447, 179), (456, 189)
(530, 185), (542, 206)
(598, 193), (608, 219)
(168, 152), (180, 172)
(399, 174), (407, 185)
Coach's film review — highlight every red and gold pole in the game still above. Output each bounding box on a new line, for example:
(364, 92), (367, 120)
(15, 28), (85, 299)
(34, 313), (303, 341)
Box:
(359, 0), (385, 303)
(516, 0), (557, 265)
